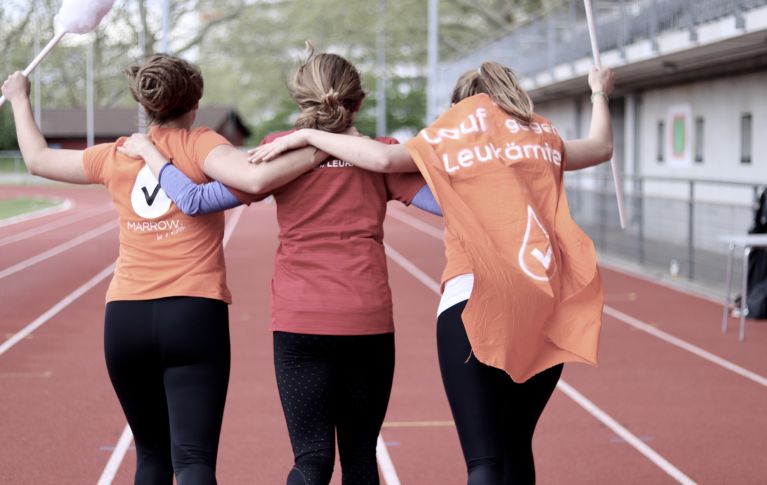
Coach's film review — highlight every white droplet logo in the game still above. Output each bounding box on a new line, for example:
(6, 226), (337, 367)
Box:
(518, 205), (556, 282)
(130, 165), (172, 219)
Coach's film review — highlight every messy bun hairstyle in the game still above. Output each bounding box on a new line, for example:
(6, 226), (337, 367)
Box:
(451, 61), (534, 122)
(289, 42), (365, 133)
(124, 53), (203, 125)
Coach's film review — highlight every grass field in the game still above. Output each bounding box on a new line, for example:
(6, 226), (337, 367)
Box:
(0, 197), (58, 220)
(0, 156), (26, 174)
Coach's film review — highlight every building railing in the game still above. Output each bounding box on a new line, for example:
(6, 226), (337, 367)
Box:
(565, 170), (764, 293)
(444, 0), (767, 80)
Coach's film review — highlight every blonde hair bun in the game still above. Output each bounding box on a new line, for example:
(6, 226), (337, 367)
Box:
(289, 43), (365, 133)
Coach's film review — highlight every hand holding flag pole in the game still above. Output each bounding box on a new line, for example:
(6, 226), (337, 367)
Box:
(0, 0), (117, 108)
(583, 0), (627, 229)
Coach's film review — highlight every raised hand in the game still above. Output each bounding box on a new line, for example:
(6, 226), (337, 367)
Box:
(588, 67), (614, 96)
(1, 72), (31, 105)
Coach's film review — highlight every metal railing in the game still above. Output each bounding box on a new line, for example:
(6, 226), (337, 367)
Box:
(566, 171), (763, 293)
(435, 0), (767, 109)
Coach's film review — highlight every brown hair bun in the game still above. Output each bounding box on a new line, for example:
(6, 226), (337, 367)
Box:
(124, 53), (204, 124)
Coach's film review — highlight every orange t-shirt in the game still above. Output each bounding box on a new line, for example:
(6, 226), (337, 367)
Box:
(406, 94), (603, 383)
(83, 126), (232, 304)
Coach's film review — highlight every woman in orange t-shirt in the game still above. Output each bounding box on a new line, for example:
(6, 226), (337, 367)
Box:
(1, 54), (323, 485)
(250, 63), (615, 485)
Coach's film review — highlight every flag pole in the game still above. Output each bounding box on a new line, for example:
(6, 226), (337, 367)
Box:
(584, 0), (627, 229)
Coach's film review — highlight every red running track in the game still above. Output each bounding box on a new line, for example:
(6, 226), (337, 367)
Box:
(0, 185), (765, 484)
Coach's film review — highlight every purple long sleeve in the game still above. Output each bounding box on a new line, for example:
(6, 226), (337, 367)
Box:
(411, 184), (442, 216)
(158, 163), (242, 215)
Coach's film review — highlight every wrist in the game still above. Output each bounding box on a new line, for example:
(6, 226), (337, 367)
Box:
(590, 91), (609, 103)
(9, 96), (30, 108)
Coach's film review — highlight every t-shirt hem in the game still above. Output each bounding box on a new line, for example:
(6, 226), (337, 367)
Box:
(106, 290), (232, 305)
(270, 323), (395, 336)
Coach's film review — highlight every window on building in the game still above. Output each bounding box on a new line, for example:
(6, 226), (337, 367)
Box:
(741, 113), (752, 164)
(657, 120), (665, 163)
(694, 117), (704, 164)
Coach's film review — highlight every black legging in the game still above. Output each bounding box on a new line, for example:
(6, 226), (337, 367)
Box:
(437, 300), (563, 485)
(104, 297), (230, 485)
(273, 331), (395, 485)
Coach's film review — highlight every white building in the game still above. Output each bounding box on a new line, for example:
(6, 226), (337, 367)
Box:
(431, 0), (767, 283)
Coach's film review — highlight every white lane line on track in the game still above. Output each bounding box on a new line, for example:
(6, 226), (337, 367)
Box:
(0, 198), (73, 228)
(0, 263), (115, 357)
(386, 208), (444, 239)
(0, 220), (117, 281)
(96, 425), (133, 485)
(382, 240), (697, 485)
(603, 306), (767, 388)
(389, 208), (767, 389)
(0, 205), (112, 248)
(97, 205), (246, 485)
(556, 381), (696, 485)
(376, 434), (401, 485)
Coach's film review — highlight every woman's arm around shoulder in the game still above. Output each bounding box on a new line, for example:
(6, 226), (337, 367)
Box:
(202, 143), (325, 194)
(248, 129), (418, 173)
(118, 133), (242, 215)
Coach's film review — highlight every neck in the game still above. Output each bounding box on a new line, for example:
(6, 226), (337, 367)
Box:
(159, 119), (191, 129)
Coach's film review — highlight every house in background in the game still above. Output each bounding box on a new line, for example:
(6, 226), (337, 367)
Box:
(40, 107), (252, 149)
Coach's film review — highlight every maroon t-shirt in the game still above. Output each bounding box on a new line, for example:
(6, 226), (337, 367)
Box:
(258, 130), (424, 335)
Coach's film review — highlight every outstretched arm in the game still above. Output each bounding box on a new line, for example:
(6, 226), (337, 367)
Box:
(119, 133), (325, 199)
(1, 72), (89, 184)
(249, 129), (418, 173)
(563, 67), (615, 171)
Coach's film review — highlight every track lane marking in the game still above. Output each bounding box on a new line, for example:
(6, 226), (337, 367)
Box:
(0, 263), (115, 357)
(603, 306), (767, 388)
(96, 425), (133, 485)
(0, 198), (73, 228)
(388, 207), (767, 389)
(556, 381), (695, 485)
(382, 241), (697, 485)
(96, 206), (245, 484)
(0, 220), (117, 280)
(0, 205), (112, 248)
(376, 434), (401, 485)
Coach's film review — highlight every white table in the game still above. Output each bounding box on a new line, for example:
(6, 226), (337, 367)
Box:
(719, 234), (767, 341)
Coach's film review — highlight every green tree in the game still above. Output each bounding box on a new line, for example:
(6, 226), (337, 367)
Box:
(1, 0), (545, 145)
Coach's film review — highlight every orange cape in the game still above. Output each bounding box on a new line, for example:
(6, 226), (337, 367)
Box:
(406, 94), (603, 383)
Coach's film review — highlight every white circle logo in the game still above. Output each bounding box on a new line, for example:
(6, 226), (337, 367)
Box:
(130, 165), (172, 219)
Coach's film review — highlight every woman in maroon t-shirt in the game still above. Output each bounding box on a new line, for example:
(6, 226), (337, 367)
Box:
(253, 48), (426, 484)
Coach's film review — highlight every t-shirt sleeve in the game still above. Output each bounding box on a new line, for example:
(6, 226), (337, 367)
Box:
(188, 127), (258, 204)
(379, 137), (425, 204)
(82, 142), (115, 185)
(191, 128), (232, 171)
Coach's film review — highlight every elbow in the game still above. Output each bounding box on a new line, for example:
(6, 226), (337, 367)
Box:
(377, 155), (394, 172)
(376, 149), (398, 173)
(25, 157), (41, 176)
(246, 177), (267, 195)
(601, 142), (614, 163)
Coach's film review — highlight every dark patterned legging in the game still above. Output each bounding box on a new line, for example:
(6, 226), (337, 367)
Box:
(437, 300), (563, 485)
(273, 331), (395, 485)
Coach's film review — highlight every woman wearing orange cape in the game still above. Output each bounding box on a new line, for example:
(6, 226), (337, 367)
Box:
(250, 63), (614, 484)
